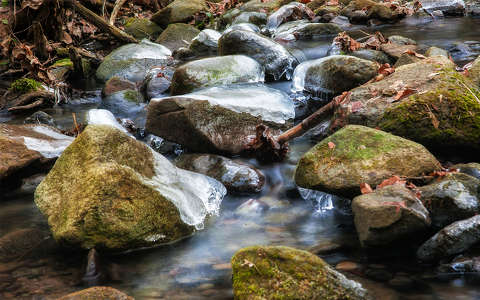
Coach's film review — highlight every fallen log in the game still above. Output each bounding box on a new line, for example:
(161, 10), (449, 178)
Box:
(8, 91), (55, 113)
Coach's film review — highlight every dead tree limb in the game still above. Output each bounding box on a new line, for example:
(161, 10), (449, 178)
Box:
(7, 91), (55, 113)
(109, 0), (128, 25)
(71, 0), (138, 43)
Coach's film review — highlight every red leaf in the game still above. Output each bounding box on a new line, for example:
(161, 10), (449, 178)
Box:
(393, 88), (416, 101)
(360, 183), (373, 194)
(377, 175), (405, 189)
(328, 142), (336, 149)
(382, 201), (406, 213)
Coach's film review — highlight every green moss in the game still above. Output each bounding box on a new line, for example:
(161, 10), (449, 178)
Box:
(123, 90), (141, 103)
(9, 78), (44, 94)
(52, 58), (73, 68)
(379, 68), (480, 151)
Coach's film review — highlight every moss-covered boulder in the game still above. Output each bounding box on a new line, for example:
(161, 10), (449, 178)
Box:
(291, 55), (379, 97)
(175, 153), (265, 193)
(170, 55), (264, 95)
(0, 124), (73, 191)
(294, 125), (441, 197)
(155, 23), (200, 52)
(467, 55), (480, 87)
(419, 173), (480, 228)
(218, 30), (299, 80)
(231, 245), (369, 300)
(331, 56), (480, 153)
(352, 184), (431, 247)
(96, 39), (171, 83)
(124, 17), (163, 40)
(146, 83), (294, 154)
(151, 0), (207, 27)
(57, 286), (133, 300)
(34, 125), (226, 251)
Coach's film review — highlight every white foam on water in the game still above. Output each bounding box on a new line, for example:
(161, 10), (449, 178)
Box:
(23, 126), (74, 158)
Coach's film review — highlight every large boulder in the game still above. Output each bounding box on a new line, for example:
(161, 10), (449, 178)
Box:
(218, 30), (299, 80)
(231, 245), (369, 300)
(34, 125), (226, 251)
(146, 83), (294, 154)
(352, 184), (431, 247)
(420, 0), (465, 15)
(341, 0), (407, 23)
(265, 2), (314, 32)
(291, 55), (379, 97)
(0, 124), (73, 191)
(170, 55), (264, 95)
(272, 20), (342, 42)
(124, 17), (163, 40)
(155, 23), (200, 52)
(419, 173), (480, 228)
(96, 39), (172, 83)
(294, 125), (441, 197)
(151, 0), (207, 27)
(57, 286), (133, 300)
(175, 154), (265, 193)
(417, 215), (480, 262)
(189, 29), (221, 56)
(331, 56), (480, 153)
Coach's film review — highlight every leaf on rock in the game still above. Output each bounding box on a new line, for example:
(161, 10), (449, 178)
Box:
(393, 88), (416, 101)
(360, 183), (373, 194)
(377, 175), (406, 189)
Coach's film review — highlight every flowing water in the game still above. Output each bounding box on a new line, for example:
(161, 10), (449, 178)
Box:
(2, 16), (480, 300)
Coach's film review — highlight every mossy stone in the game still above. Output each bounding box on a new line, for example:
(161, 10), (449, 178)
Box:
(155, 23), (201, 51)
(124, 17), (163, 40)
(9, 78), (44, 94)
(231, 245), (368, 300)
(151, 0), (208, 27)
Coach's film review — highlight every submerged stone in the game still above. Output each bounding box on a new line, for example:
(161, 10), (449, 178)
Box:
(146, 83), (294, 154)
(100, 89), (146, 120)
(231, 245), (369, 299)
(142, 66), (175, 100)
(96, 40), (172, 83)
(170, 55), (264, 95)
(34, 125), (226, 250)
(218, 30), (299, 80)
(294, 125), (441, 197)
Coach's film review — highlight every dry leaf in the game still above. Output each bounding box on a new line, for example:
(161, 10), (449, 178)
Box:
(377, 175), (405, 189)
(360, 183), (373, 194)
(393, 88), (416, 101)
(382, 201), (406, 213)
(403, 49), (426, 59)
(328, 141), (336, 149)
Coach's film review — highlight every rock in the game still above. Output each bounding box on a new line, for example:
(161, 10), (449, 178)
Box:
(155, 23), (201, 52)
(231, 245), (369, 300)
(151, 0), (208, 27)
(0, 229), (50, 262)
(294, 125), (441, 197)
(265, 2), (314, 33)
(452, 162), (480, 180)
(146, 83), (294, 154)
(0, 124), (74, 191)
(239, 0), (295, 14)
(331, 56), (480, 153)
(466, 55), (480, 87)
(189, 29), (221, 55)
(57, 286), (134, 300)
(124, 17), (163, 40)
(380, 43), (418, 59)
(350, 49), (393, 64)
(102, 76), (136, 97)
(448, 41), (479, 63)
(426, 46), (450, 58)
(170, 55), (264, 95)
(393, 52), (422, 68)
(85, 109), (128, 134)
(34, 125), (226, 250)
(341, 0), (407, 23)
(419, 173), (480, 228)
(420, 0), (465, 15)
(218, 30), (299, 80)
(142, 66), (175, 100)
(100, 89), (145, 120)
(224, 23), (261, 35)
(146, 134), (182, 155)
(232, 12), (267, 26)
(417, 215), (480, 262)
(437, 256), (480, 273)
(291, 55), (379, 97)
(352, 184), (431, 247)
(175, 154), (265, 193)
(96, 39), (172, 83)
(388, 35), (417, 45)
(24, 111), (57, 128)
(272, 20), (342, 42)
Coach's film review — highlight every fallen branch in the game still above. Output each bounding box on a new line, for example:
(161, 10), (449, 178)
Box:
(109, 0), (128, 25)
(8, 91), (55, 112)
(71, 0), (138, 44)
(245, 92), (351, 162)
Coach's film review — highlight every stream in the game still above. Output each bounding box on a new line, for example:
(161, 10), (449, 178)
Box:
(1, 16), (480, 300)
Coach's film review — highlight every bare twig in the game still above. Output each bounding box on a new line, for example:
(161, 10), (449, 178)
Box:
(109, 0), (128, 25)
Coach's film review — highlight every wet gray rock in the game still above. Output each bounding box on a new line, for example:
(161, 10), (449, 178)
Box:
(452, 163), (480, 180)
(24, 111), (57, 128)
(189, 29), (221, 55)
(155, 23), (201, 52)
(393, 52), (422, 67)
(175, 154), (265, 193)
(96, 40), (172, 83)
(224, 23), (261, 35)
(352, 184), (431, 247)
(350, 49), (393, 64)
(102, 76), (137, 97)
(170, 55), (264, 95)
(100, 89), (146, 120)
(218, 30), (299, 80)
(273, 20), (342, 42)
(146, 134), (182, 155)
(388, 35), (417, 45)
(124, 17), (163, 40)
(142, 66), (175, 100)
(232, 12), (267, 26)
(426, 46), (450, 58)
(438, 255), (480, 273)
(341, 0), (407, 23)
(420, 0), (465, 15)
(265, 2), (314, 33)
(420, 173), (480, 228)
(448, 41), (480, 63)
(291, 55), (379, 97)
(146, 83), (294, 154)
(151, 0), (208, 27)
(417, 215), (480, 262)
